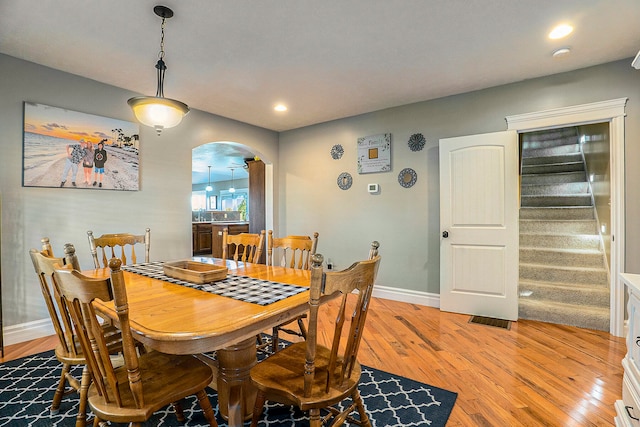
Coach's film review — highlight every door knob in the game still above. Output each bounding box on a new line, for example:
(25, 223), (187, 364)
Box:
(442, 231), (449, 238)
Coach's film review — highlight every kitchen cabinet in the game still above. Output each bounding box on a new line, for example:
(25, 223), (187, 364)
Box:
(193, 223), (213, 255)
(193, 222), (249, 257)
(211, 223), (249, 258)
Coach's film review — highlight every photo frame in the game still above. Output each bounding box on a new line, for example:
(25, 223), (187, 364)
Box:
(357, 133), (391, 174)
(23, 102), (140, 190)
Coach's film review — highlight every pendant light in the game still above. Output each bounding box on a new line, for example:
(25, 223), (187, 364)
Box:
(128, 5), (189, 136)
(205, 166), (213, 192)
(229, 168), (236, 193)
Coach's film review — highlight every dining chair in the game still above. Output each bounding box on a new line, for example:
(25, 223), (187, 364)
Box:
(222, 229), (265, 263)
(249, 242), (381, 427)
(264, 231), (319, 352)
(87, 228), (150, 268)
(29, 239), (121, 426)
(52, 257), (218, 427)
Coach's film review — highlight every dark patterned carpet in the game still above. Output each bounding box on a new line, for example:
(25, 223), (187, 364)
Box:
(0, 348), (456, 426)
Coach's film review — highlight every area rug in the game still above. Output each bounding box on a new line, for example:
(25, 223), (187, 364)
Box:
(0, 349), (457, 426)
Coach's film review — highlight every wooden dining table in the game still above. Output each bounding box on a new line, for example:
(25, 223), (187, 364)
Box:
(85, 257), (312, 426)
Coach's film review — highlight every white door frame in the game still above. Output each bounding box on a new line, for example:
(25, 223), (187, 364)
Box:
(506, 98), (628, 337)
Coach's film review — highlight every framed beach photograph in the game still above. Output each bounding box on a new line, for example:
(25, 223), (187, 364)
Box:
(23, 102), (140, 190)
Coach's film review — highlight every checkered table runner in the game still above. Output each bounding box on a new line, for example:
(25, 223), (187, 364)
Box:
(121, 261), (307, 306)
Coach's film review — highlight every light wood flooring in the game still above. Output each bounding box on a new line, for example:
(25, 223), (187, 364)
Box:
(1, 297), (626, 426)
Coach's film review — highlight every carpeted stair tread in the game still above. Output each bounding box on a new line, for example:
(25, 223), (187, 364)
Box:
(519, 206), (594, 220)
(521, 194), (592, 207)
(520, 219), (597, 234)
(522, 161), (584, 174)
(520, 262), (608, 285)
(520, 182), (589, 195)
(522, 143), (581, 159)
(519, 279), (609, 306)
(521, 153), (583, 166)
(519, 233), (600, 249)
(518, 299), (609, 331)
(519, 247), (605, 269)
(521, 171), (587, 185)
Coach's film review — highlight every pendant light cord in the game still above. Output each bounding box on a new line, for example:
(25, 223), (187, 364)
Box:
(155, 16), (167, 98)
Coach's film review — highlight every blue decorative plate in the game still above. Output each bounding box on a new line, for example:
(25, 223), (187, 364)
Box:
(398, 168), (417, 188)
(337, 172), (352, 190)
(408, 133), (426, 152)
(331, 144), (344, 159)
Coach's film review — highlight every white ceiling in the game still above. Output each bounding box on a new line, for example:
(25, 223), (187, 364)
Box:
(2, 0), (639, 183)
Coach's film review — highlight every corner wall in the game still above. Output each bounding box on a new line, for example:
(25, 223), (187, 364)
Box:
(0, 53), (278, 332)
(278, 59), (640, 296)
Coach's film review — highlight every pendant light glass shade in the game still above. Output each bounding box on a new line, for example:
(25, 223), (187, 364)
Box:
(128, 5), (189, 136)
(128, 96), (189, 132)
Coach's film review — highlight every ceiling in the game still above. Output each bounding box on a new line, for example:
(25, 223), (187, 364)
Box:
(2, 1), (639, 184)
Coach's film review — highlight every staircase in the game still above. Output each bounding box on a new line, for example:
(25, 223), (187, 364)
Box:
(519, 127), (610, 331)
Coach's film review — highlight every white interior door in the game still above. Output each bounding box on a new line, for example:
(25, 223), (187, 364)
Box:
(439, 131), (519, 320)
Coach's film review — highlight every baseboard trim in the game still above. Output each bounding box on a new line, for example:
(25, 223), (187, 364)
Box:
(373, 285), (440, 308)
(3, 287), (440, 346)
(3, 318), (54, 346)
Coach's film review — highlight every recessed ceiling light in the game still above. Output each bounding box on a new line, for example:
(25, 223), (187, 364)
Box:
(274, 104), (287, 112)
(552, 47), (571, 57)
(549, 24), (573, 39)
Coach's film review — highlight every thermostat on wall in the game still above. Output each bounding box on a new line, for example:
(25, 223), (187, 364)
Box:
(367, 183), (379, 193)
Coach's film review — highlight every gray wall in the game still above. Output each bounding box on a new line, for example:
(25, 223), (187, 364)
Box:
(278, 59), (640, 294)
(3, 52), (640, 331)
(0, 53), (279, 327)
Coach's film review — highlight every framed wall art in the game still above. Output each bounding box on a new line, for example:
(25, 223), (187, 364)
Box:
(23, 102), (140, 190)
(357, 133), (391, 174)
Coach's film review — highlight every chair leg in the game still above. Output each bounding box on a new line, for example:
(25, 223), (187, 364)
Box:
(271, 327), (280, 353)
(75, 366), (91, 427)
(171, 401), (186, 423)
(195, 389), (219, 427)
(353, 389), (372, 427)
(297, 316), (307, 339)
(250, 390), (266, 427)
(51, 363), (71, 414)
(309, 408), (322, 427)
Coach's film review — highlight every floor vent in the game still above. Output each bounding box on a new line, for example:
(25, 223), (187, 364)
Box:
(469, 315), (511, 330)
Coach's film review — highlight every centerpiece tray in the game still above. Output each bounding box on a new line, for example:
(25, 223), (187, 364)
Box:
(163, 260), (228, 284)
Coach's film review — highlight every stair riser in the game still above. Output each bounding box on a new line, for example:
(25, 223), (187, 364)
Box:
(518, 302), (609, 331)
(523, 144), (581, 159)
(519, 283), (609, 306)
(521, 182), (589, 196)
(520, 207), (594, 220)
(522, 135), (579, 149)
(520, 220), (597, 234)
(520, 265), (608, 285)
(519, 233), (600, 250)
(521, 195), (592, 207)
(519, 249), (605, 269)
(522, 162), (584, 174)
(521, 171), (586, 185)
(522, 153), (583, 166)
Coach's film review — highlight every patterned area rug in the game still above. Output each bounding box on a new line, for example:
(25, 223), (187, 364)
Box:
(0, 349), (457, 426)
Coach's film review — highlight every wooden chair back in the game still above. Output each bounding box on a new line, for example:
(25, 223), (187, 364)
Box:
(29, 238), (82, 358)
(87, 228), (150, 268)
(267, 231), (319, 269)
(222, 229), (265, 263)
(53, 258), (131, 409)
(305, 250), (381, 396)
(53, 256), (218, 426)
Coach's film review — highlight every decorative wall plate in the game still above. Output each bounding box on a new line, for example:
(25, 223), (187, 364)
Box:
(408, 133), (426, 152)
(398, 168), (417, 188)
(337, 172), (353, 190)
(330, 144), (344, 159)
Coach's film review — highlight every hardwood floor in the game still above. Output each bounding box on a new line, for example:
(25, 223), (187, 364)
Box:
(1, 297), (626, 426)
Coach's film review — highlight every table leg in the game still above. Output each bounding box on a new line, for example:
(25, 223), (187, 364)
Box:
(216, 337), (258, 425)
